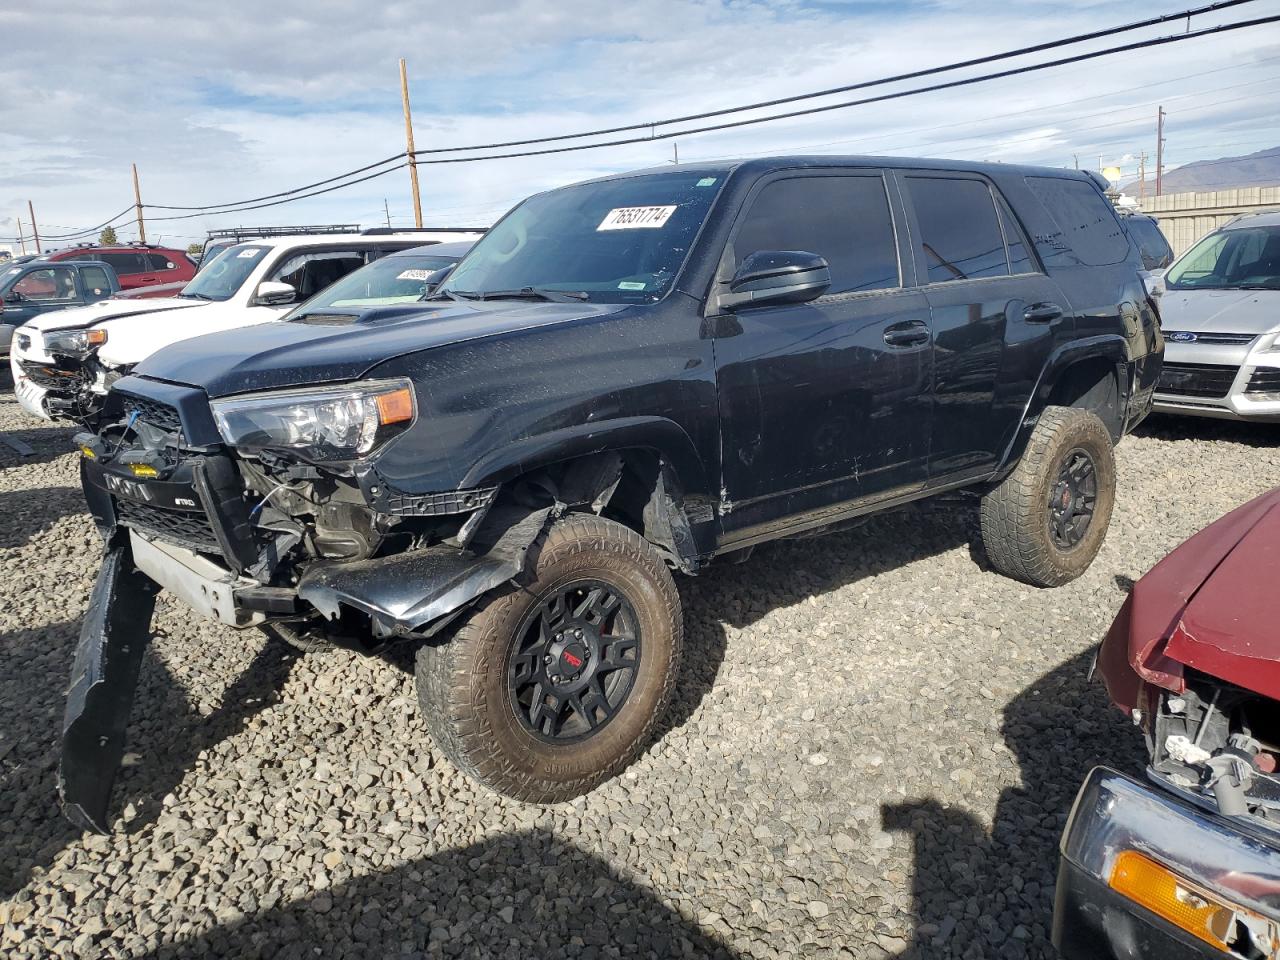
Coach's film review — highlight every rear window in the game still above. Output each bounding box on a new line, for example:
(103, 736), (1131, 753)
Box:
(1124, 217), (1173, 270)
(1025, 177), (1129, 266)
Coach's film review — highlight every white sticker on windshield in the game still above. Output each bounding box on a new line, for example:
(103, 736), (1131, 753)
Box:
(696, 177), (717, 187)
(237, 248), (262, 258)
(396, 269), (434, 281)
(597, 206), (677, 231)
(618, 281), (646, 290)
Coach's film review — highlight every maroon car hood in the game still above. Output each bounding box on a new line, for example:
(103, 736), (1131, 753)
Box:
(1098, 487), (1280, 711)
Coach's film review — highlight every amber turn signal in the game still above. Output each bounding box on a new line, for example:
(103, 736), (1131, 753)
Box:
(86, 328), (108, 347)
(1109, 850), (1236, 950)
(376, 387), (414, 425)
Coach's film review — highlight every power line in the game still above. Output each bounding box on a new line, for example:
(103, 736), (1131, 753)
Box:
(407, 12), (1280, 166)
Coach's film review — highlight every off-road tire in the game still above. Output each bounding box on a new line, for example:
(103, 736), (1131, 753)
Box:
(979, 405), (1116, 587)
(416, 514), (682, 803)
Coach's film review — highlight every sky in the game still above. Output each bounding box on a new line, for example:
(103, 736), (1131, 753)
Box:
(1, 0), (1278, 252)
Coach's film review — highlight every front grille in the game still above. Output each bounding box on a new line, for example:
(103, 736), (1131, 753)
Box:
(21, 363), (84, 392)
(117, 393), (182, 433)
(1246, 368), (1280, 394)
(1163, 331), (1257, 346)
(115, 499), (222, 555)
(1157, 362), (1238, 399)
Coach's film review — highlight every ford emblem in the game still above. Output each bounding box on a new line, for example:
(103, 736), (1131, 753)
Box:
(1167, 331), (1197, 343)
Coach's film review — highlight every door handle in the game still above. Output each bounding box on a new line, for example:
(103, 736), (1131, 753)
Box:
(1024, 302), (1063, 323)
(883, 321), (930, 347)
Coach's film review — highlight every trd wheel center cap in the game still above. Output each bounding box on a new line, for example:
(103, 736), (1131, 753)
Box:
(545, 625), (599, 693)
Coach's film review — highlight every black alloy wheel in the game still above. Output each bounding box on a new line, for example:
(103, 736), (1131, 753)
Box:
(508, 580), (641, 743)
(1049, 448), (1097, 549)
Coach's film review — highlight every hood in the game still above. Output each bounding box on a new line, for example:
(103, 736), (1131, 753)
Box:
(22, 296), (202, 333)
(1158, 288), (1280, 335)
(1097, 487), (1280, 710)
(98, 300), (281, 367)
(134, 299), (627, 397)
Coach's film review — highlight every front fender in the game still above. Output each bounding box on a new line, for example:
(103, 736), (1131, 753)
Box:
(459, 416), (711, 499)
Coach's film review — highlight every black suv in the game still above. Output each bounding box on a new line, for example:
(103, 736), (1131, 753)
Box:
(62, 157), (1162, 831)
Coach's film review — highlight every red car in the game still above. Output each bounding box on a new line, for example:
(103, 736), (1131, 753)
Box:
(1056, 488), (1280, 958)
(43, 244), (195, 297)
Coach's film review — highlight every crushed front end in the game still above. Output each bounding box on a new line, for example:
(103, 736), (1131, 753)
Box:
(62, 374), (539, 831)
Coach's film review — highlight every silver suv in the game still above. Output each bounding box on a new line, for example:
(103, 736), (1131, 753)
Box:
(1153, 210), (1280, 422)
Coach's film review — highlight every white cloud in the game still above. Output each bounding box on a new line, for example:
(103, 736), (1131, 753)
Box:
(1, 0), (1278, 248)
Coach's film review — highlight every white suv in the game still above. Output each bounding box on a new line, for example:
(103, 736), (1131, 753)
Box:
(10, 229), (483, 423)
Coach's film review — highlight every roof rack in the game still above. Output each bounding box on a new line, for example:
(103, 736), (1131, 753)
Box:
(359, 226), (488, 235)
(204, 224), (362, 240)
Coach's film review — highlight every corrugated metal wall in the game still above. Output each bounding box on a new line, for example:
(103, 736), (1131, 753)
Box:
(1138, 186), (1280, 256)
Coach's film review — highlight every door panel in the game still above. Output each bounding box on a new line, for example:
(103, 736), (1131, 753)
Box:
(710, 170), (932, 543)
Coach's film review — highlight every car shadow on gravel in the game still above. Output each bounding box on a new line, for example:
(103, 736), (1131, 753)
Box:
(1134, 412), (1279, 448)
(0, 629), (298, 899)
(882, 648), (1147, 958)
(130, 828), (740, 960)
(0, 486), (86, 548)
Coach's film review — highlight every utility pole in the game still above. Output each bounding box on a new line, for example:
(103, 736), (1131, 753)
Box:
(383, 198), (392, 228)
(399, 58), (424, 228)
(1156, 106), (1166, 197)
(16, 217), (26, 255)
(132, 163), (146, 243)
(1073, 154), (1079, 170)
(27, 200), (40, 253)
(1138, 152), (1147, 200)
(673, 143), (679, 165)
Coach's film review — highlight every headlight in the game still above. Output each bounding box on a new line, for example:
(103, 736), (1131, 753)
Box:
(211, 378), (416, 461)
(44, 327), (107, 358)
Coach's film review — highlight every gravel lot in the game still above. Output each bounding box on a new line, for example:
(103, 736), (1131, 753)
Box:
(1, 368), (1277, 960)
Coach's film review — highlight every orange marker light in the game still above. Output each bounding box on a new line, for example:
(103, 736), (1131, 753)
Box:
(1109, 850), (1236, 950)
(376, 388), (414, 425)
(86, 329), (108, 346)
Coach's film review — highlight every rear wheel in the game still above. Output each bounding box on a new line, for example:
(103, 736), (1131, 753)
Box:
(416, 514), (682, 802)
(979, 405), (1116, 587)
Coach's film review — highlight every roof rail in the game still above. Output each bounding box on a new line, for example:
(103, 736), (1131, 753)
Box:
(359, 226), (488, 235)
(204, 224), (362, 240)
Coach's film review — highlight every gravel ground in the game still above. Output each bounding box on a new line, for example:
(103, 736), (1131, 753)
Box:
(1, 368), (1278, 960)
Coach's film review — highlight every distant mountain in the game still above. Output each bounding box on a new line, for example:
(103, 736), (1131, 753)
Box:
(1121, 145), (1280, 195)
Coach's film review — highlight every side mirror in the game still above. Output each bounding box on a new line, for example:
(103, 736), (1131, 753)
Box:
(1142, 270), (1165, 299)
(718, 250), (831, 311)
(5, 290), (23, 303)
(254, 280), (297, 306)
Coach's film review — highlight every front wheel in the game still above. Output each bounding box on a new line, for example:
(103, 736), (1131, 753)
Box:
(979, 405), (1116, 587)
(415, 514), (682, 802)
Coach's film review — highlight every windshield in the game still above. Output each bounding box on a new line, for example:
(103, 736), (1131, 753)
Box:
(440, 169), (728, 303)
(1166, 225), (1280, 290)
(180, 244), (269, 300)
(287, 253), (460, 316)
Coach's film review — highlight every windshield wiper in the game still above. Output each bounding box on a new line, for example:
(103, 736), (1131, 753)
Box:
(423, 288), (480, 302)
(179, 292), (215, 300)
(472, 287), (590, 303)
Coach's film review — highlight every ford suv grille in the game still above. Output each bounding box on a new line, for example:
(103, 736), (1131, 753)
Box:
(1157, 362), (1237, 399)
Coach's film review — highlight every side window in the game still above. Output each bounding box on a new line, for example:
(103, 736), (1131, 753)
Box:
(14, 268), (77, 300)
(996, 196), (1036, 275)
(146, 252), (178, 271)
(907, 177), (1009, 283)
(79, 265), (113, 299)
(1127, 218), (1173, 270)
(270, 250), (370, 299)
(100, 252), (147, 275)
(1025, 177), (1130, 265)
(731, 175), (899, 295)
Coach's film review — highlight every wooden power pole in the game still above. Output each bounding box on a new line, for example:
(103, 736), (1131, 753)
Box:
(1138, 152), (1147, 200)
(1155, 107), (1166, 197)
(132, 163), (146, 243)
(16, 216), (27, 255)
(27, 200), (40, 253)
(399, 58), (424, 228)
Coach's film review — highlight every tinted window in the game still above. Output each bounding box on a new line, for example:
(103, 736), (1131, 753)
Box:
(732, 175), (899, 295)
(1125, 217), (1173, 270)
(146, 252), (178, 271)
(997, 196), (1036, 274)
(79, 265), (112, 297)
(1026, 177), (1129, 265)
(908, 177), (1008, 283)
(270, 250), (370, 299)
(99, 252), (148, 275)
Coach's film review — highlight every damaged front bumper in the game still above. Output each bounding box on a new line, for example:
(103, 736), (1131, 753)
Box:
(1055, 767), (1280, 959)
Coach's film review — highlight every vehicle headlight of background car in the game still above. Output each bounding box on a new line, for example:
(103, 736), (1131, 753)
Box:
(44, 327), (107, 358)
(210, 378), (416, 461)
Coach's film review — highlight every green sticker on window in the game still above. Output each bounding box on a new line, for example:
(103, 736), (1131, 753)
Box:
(696, 177), (717, 187)
(618, 281), (647, 290)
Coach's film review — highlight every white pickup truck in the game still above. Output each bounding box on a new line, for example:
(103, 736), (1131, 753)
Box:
(10, 229), (482, 424)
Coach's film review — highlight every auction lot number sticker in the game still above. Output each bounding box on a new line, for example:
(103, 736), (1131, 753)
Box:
(598, 205), (677, 230)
